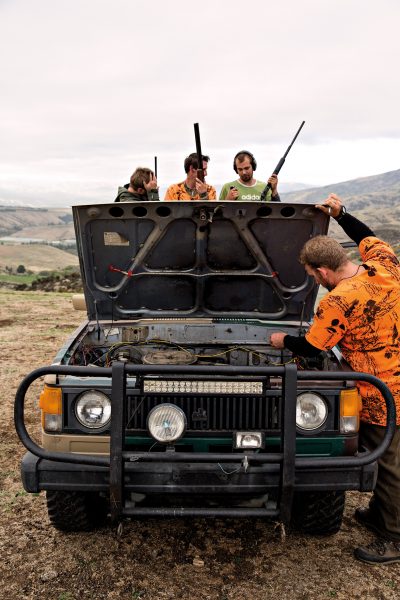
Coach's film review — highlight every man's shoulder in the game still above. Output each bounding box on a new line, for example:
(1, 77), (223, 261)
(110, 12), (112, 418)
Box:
(360, 236), (399, 267)
(116, 186), (127, 194)
(115, 186), (134, 202)
(254, 179), (267, 190)
(315, 290), (349, 316)
(167, 181), (185, 189)
(360, 236), (396, 255)
(165, 181), (185, 194)
(164, 181), (186, 200)
(220, 179), (237, 193)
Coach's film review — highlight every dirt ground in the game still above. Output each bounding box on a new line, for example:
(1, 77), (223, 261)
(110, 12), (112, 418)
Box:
(1, 290), (399, 600)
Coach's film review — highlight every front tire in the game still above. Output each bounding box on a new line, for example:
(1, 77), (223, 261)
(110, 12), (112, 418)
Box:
(46, 491), (109, 532)
(291, 491), (345, 535)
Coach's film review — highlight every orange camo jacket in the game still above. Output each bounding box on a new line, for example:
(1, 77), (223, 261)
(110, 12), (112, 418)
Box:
(306, 236), (400, 426)
(164, 181), (217, 201)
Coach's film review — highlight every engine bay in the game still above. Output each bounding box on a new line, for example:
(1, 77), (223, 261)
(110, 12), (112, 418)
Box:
(63, 320), (334, 371)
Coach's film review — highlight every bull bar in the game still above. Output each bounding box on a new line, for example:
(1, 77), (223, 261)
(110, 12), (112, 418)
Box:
(15, 363), (396, 524)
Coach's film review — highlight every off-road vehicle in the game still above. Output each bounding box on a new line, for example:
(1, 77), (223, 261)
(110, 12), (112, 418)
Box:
(15, 201), (395, 534)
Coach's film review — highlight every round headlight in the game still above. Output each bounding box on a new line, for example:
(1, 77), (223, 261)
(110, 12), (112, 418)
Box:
(75, 390), (111, 429)
(296, 392), (328, 431)
(147, 404), (186, 443)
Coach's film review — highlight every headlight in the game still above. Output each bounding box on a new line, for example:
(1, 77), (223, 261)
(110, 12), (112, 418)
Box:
(296, 392), (328, 431)
(147, 404), (186, 443)
(75, 390), (111, 429)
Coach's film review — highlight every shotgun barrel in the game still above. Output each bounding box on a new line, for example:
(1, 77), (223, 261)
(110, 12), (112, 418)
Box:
(260, 121), (305, 201)
(194, 123), (205, 182)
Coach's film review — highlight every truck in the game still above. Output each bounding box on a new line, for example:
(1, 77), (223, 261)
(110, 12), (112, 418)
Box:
(15, 200), (396, 534)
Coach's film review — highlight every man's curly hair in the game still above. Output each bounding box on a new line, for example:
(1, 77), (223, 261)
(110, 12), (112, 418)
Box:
(299, 236), (349, 271)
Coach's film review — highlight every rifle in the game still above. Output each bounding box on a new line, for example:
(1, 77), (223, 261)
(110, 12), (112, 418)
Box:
(260, 120), (305, 201)
(193, 122), (205, 182)
(154, 156), (158, 179)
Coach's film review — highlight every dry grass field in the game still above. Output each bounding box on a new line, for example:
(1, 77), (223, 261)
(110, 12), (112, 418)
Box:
(1, 290), (400, 600)
(8, 224), (75, 241)
(0, 243), (78, 273)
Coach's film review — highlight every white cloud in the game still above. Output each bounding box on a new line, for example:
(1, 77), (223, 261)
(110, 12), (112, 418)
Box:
(0, 0), (399, 205)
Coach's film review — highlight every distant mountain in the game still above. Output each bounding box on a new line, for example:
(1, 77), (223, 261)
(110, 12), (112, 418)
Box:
(0, 169), (399, 246)
(281, 168), (400, 204)
(0, 185), (109, 209)
(281, 169), (400, 244)
(278, 182), (315, 193)
(0, 206), (74, 240)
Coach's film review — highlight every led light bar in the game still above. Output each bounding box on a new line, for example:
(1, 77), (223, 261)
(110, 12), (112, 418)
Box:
(143, 380), (263, 395)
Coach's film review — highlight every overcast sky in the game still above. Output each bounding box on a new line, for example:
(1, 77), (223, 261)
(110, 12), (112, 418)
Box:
(1, 0), (400, 206)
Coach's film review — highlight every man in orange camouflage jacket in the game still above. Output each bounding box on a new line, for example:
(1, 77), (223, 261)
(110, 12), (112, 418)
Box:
(165, 153), (216, 201)
(270, 193), (400, 565)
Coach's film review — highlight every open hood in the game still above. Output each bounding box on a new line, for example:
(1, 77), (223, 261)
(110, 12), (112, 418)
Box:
(72, 201), (329, 322)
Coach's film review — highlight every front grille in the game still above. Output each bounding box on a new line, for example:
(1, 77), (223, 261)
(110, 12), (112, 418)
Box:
(126, 394), (281, 432)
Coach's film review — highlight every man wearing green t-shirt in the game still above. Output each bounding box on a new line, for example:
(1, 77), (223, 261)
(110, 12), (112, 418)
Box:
(219, 150), (280, 202)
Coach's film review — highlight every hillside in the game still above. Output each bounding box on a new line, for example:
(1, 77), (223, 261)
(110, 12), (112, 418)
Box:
(281, 169), (400, 202)
(0, 243), (79, 273)
(0, 206), (74, 239)
(281, 169), (400, 239)
(0, 169), (399, 248)
(5, 224), (75, 241)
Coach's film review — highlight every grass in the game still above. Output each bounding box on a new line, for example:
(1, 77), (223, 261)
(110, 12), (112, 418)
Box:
(0, 265), (81, 288)
(0, 273), (37, 284)
(0, 241), (79, 272)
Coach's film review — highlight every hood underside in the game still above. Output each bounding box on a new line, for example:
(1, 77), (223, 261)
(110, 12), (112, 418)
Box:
(72, 201), (329, 321)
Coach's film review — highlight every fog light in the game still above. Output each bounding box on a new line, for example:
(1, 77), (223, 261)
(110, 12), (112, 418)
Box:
(44, 414), (62, 432)
(147, 404), (186, 443)
(340, 416), (359, 433)
(234, 432), (264, 449)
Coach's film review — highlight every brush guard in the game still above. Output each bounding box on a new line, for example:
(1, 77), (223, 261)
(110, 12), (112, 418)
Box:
(15, 363), (396, 525)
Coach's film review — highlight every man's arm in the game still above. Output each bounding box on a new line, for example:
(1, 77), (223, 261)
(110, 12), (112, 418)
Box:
(268, 174), (281, 202)
(219, 183), (229, 200)
(164, 184), (179, 201)
(316, 193), (374, 245)
(143, 174), (159, 201)
(284, 334), (322, 356)
(207, 186), (217, 200)
(269, 331), (322, 357)
(334, 212), (374, 245)
(147, 190), (160, 201)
